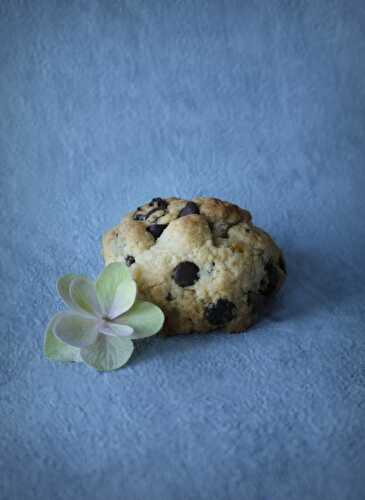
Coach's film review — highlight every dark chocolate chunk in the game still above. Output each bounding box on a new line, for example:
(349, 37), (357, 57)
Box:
(260, 260), (280, 297)
(178, 201), (200, 217)
(204, 299), (237, 325)
(133, 213), (146, 221)
(150, 197), (168, 209)
(247, 291), (266, 313)
(172, 261), (200, 287)
(278, 254), (287, 274)
(146, 224), (168, 239)
(125, 255), (135, 267)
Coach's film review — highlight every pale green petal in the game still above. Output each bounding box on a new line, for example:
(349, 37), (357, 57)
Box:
(113, 300), (164, 339)
(53, 312), (98, 348)
(98, 321), (134, 337)
(80, 336), (134, 371)
(57, 274), (80, 307)
(70, 277), (101, 316)
(96, 262), (136, 318)
(44, 314), (81, 362)
(108, 280), (137, 319)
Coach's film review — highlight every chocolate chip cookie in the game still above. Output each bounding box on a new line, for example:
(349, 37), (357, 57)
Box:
(102, 197), (286, 335)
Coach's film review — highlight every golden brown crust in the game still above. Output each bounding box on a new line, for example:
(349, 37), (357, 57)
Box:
(194, 197), (251, 225)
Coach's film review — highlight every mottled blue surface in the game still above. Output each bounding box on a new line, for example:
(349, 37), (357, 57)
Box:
(1, 1), (365, 499)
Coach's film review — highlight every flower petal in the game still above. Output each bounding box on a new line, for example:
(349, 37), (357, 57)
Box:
(108, 280), (137, 319)
(70, 277), (101, 316)
(53, 312), (98, 348)
(98, 321), (134, 338)
(44, 313), (82, 362)
(113, 300), (164, 339)
(80, 336), (134, 371)
(96, 262), (136, 318)
(57, 274), (81, 307)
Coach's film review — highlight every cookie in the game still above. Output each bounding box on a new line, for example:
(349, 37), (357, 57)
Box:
(102, 197), (286, 335)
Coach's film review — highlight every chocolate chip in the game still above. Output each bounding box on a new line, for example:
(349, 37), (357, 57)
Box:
(204, 299), (237, 325)
(133, 213), (145, 221)
(278, 254), (287, 274)
(260, 261), (280, 297)
(166, 292), (173, 301)
(178, 201), (200, 217)
(172, 261), (200, 287)
(247, 291), (266, 313)
(125, 255), (135, 267)
(150, 197), (168, 209)
(146, 224), (168, 239)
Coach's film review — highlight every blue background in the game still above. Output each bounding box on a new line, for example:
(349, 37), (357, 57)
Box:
(1, 1), (365, 499)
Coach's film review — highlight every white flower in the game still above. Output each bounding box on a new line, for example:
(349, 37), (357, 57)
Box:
(44, 263), (164, 371)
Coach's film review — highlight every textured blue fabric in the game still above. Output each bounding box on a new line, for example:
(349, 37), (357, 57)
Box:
(1, 1), (365, 499)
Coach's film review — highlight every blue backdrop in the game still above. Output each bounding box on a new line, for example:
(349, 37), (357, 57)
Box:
(1, 1), (364, 499)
